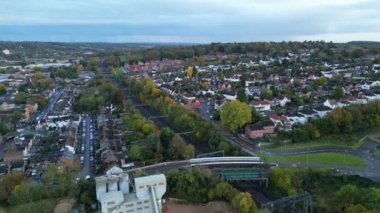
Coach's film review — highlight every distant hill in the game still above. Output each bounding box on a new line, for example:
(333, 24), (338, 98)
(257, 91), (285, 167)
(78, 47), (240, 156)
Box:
(346, 41), (380, 47)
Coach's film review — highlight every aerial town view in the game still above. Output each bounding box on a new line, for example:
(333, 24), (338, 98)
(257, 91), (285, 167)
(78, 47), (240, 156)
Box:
(0, 0), (380, 213)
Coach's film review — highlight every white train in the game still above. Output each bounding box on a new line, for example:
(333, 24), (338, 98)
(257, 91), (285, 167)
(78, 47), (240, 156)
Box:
(189, 156), (261, 164)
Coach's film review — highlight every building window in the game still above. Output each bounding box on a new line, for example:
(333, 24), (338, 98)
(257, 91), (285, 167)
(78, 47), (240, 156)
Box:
(144, 200), (150, 203)
(138, 185), (144, 189)
(107, 201), (115, 205)
(145, 206), (150, 209)
(126, 203), (134, 207)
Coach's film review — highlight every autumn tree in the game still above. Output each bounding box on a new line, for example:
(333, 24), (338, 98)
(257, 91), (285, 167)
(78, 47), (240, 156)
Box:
(231, 192), (257, 213)
(220, 100), (251, 132)
(186, 66), (193, 77)
(201, 81), (209, 90)
(314, 77), (327, 87)
(0, 173), (24, 202)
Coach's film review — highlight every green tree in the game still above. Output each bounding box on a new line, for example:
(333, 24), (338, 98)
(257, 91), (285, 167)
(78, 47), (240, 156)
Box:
(269, 168), (297, 196)
(237, 87), (247, 103)
(333, 86), (344, 99)
(0, 84), (6, 95)
(15, 92), (28, 104)
(345, 204), (368, 213)
(168, 135), (187, 160)
(220, 100), (251, 133)
(251, 108), (262, 123)
(184, 144), (195, 159)
(333, 184), (360, 211)
(142, 123), (155, 135)
(260, 89), (273, 99)
(314, 77), (327, 87)
(327, 108), (353, 133)
(231, 192), (257, 213)
(160, 127), (174, 149)
(217, 141), (231, 153)
(0, 173), (24, 202)
(129, 145), (141, 161)
(208, 182), (238, 201)
(0, 123), (12, 135)
(364, 187), (380, 210)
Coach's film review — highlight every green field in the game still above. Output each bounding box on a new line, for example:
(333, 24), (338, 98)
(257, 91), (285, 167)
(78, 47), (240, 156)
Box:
(266, 127), (380, 151)
(374, 150), (380, 158)
(6, 199), (58, 213)
(263, 153), (366, 168)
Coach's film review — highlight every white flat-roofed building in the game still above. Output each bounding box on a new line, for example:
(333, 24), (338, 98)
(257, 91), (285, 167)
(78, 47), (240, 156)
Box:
(96, 166), (166, 213)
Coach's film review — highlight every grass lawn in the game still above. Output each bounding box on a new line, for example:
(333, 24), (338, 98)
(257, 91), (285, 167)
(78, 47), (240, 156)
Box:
(374, 150), (380, 158)
(262, 153), (366, 168)
(266, 126), (380, 151)
(7, 199), (58, 213)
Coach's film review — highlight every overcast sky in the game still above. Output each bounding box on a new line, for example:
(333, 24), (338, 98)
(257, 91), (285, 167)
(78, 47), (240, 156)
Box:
(0, 0), (379, 43)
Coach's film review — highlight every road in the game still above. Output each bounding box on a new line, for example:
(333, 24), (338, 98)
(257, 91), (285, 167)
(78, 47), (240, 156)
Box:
(37, 88), (64, 123)
(78, 115), (92, 179)
(84, 116), (91, 178)
(199, 99), (212, 120)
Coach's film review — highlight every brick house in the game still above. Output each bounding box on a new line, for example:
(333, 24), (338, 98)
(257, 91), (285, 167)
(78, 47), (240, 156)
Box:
(245, 120), (276, 139)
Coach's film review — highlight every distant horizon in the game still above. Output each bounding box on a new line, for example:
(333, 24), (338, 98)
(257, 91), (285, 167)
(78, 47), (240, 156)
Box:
(1, 0), (380, 43)
(0, 39), (379, 45)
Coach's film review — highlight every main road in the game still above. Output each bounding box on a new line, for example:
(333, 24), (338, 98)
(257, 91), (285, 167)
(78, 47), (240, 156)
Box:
(78, 115), (92, 179)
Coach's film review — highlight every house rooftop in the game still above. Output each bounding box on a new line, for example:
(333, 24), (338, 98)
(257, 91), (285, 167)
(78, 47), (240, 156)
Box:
(246, 120), (275, 131)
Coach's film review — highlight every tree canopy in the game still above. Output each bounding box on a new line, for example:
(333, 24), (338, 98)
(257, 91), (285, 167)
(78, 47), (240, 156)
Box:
(220, 100), (251, 132)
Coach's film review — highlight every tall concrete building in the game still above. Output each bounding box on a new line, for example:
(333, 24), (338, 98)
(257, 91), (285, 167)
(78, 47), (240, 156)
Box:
(95, 166), (166, 213)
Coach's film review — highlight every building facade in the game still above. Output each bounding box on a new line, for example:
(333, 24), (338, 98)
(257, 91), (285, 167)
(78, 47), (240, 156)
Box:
(96, 167), (166, 213)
